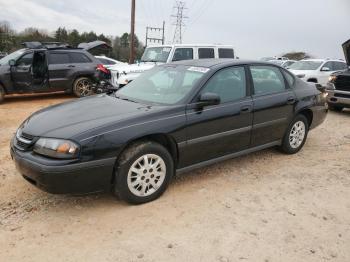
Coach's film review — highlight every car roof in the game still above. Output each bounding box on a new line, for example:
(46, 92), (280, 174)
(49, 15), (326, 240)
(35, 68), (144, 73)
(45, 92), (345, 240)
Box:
(168, 59), (275, 68)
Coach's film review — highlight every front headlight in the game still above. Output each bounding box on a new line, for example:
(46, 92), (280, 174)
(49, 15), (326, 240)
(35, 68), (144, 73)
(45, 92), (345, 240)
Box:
(33, 138), (80, 159)
(328, 75), (337, 83)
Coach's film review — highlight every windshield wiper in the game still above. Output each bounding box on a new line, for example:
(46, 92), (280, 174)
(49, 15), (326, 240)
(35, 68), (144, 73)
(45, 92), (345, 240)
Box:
(115, 95), (137, 103)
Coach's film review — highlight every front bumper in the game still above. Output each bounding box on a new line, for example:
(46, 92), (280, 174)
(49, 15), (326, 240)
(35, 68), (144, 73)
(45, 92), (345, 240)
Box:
(10, 145), (116, 194)
(326, 84), (350, 108)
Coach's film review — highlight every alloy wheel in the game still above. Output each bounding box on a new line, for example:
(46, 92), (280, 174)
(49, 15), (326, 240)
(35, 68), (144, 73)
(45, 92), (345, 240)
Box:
(289, 121), (306, 149)
(76, 79), (92, 97)
(127, 154), (166, 197)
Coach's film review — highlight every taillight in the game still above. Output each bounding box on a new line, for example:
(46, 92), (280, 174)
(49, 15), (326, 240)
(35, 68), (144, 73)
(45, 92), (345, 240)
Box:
(96, 64), (110, 74)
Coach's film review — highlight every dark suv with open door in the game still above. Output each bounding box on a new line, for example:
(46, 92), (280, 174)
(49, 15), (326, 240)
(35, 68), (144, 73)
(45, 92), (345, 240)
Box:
(326, 39), (350, 111)
(0, 42), (110, 103)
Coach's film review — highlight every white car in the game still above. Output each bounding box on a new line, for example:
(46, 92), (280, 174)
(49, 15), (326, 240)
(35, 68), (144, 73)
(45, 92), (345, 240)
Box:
(289, 59), (348, 86)
(110, 44), (235, 87)
(95, 56), (125, 69)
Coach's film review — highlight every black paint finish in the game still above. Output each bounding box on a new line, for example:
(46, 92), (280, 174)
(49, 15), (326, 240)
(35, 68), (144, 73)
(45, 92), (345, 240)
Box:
(10, 59), (328, 194)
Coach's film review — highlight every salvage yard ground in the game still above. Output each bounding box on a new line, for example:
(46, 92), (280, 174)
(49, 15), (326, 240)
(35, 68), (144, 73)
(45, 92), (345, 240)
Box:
(0, 94), (350, 262)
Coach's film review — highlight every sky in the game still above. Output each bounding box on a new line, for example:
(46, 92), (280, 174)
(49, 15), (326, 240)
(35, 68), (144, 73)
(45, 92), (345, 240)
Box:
(0, 0), (349, 59)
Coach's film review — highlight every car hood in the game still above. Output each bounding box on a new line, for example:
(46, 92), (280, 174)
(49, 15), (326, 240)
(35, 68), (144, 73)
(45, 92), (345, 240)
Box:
(342, 39), (350, 65)
(20, 94), (157, 139)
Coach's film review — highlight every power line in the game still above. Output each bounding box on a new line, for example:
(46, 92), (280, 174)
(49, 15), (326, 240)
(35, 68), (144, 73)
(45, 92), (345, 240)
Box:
(171, 1), (188, 44)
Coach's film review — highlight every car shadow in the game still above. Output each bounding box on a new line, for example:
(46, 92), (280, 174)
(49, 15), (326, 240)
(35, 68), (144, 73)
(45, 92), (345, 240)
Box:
(3, 92), (74, 104)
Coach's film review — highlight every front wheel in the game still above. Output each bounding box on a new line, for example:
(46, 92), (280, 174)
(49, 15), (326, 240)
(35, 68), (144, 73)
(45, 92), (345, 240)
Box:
(73, 77), (94, 97)
(279, 115), (309, 154)
(114, 141), (174, 204)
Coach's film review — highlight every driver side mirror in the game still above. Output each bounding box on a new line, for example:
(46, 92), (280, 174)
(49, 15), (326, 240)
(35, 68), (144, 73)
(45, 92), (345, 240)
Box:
(197, 92), (220, 107)
(8, 59), (15, 67)
(321, 67), (330, 72)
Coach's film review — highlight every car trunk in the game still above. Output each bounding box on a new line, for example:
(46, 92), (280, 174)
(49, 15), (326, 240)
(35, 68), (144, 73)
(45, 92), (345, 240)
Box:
(342, 39), (350, 66)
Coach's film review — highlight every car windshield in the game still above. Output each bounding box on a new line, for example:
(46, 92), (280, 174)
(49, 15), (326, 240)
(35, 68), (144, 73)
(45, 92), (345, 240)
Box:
(116, 65), (208, 105)
(0, 49), (27, 65)
(289, 61), (323, 70)
(141, 46), (172, 63)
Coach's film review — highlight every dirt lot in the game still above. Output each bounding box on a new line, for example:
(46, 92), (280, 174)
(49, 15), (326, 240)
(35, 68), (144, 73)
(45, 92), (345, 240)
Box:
(0, 94), (350, 262)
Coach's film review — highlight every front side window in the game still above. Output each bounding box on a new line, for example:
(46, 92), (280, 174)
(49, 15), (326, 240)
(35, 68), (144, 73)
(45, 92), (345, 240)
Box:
(16, 52), (33, 66)
(69, 53), (91, 63)
(117, 65), (207, 105)
(250, 66), (286, 95)
(49, 53), (70, 64)
(172, 48), (193, 61)
(198, 48), (215, 59)
(322, 61), (334, 71)
(282, 70), (295, 87)
(218, 48), (234, 58)
(200, 67), (246, 103)
(141, 46), (172, 63)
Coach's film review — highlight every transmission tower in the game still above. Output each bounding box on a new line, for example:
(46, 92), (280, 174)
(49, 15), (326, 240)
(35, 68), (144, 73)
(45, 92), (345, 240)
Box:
(171, 1), (188, 44)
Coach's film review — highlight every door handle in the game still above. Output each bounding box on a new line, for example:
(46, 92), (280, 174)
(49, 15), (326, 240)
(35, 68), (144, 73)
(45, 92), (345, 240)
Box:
(287, 97), (296, 105)
(67, 65), (75, 68)
(240, 105), (251, 114)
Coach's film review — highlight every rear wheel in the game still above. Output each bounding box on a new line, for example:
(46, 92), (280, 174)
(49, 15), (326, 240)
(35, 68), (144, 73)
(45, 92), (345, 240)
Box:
(0, 85), (5, 104)
(114, 141), (174, 204)
(328, 104), (343, 112)
(279, 115), (309, 154)
(73, 77), (94, 97)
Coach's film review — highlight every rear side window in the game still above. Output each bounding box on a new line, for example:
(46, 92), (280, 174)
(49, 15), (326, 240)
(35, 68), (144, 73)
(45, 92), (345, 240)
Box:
(172, 48), (193, 61)
(17, 52), (33, 66)
(250, 66), (286, 95)
(49, 53), (70, 64)
(198, 48), (214, 59)
(218, 48), (234, 58)
(69, 53), (91, 63)
(282, 70), (295, 87)
(200, 66), (246, 103)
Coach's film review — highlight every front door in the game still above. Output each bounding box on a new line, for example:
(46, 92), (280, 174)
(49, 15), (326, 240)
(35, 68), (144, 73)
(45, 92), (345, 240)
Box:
(10, 51), (33, 90)
(249, 65), (296, 146)
(179, 66), (253, 168)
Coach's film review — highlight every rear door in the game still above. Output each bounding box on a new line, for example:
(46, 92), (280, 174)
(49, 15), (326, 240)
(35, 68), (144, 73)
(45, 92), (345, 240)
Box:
(180, 66), (253, 167)
(48, 51), (72, 90)
(249, 65), (295, 146)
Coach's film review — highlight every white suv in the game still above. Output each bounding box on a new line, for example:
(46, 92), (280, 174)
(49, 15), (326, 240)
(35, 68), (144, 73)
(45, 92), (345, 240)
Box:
(289, 59), (348, 86)
(110, 44), (235, 87)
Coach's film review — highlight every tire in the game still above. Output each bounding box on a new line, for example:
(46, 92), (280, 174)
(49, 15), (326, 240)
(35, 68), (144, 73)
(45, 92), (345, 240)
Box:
(0, 85), (4, 104)
(279, 115), (309, 154)
(73, 77), (94, 97)
(328, 104), (343, 112)
(114, 141), (174, 204)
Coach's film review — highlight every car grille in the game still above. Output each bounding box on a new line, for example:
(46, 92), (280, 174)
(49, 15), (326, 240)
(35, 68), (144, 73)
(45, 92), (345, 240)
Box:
(334, 75), (350, 92)
(15, 130), (36, 151)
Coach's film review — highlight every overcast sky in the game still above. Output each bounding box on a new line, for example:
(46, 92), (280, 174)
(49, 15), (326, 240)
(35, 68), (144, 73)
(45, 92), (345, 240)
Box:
(1, 0), (349, 59)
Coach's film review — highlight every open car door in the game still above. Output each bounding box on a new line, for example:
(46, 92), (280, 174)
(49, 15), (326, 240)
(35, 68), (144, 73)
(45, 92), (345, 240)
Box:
(342, 39), (350, 66)
(31, 50), (49, 89)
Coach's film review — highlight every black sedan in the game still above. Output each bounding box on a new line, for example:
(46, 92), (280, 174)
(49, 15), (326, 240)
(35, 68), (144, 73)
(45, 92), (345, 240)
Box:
(11, 59), (327, 204)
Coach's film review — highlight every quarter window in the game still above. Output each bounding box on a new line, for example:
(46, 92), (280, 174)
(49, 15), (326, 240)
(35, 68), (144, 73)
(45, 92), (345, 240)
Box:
(250, 66), (286, 95)
(218, 48), (234, 58)
(200, 67), (246, 103)
(172, 48), (193, 61)
(69, 53), (91, 63)
(198, 48), (215, 59)
(49, 53), (70, 64)
(16, 53), (33, 66)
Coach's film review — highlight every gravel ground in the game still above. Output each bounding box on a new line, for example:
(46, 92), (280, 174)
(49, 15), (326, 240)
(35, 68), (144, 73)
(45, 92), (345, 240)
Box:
(0, 94), (350, 262)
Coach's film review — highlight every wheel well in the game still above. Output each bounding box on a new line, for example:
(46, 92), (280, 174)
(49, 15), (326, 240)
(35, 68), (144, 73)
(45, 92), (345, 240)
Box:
(307, 78), (318, 83)
(111, 134), (179, 185)
(298, 109), (313, 127)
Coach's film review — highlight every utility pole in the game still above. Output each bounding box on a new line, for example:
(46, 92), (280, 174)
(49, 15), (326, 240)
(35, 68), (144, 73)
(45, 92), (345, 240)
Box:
(145, 21), (165, 47)
(129, 0), (136, 64)
(172, 1), (188, 44)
